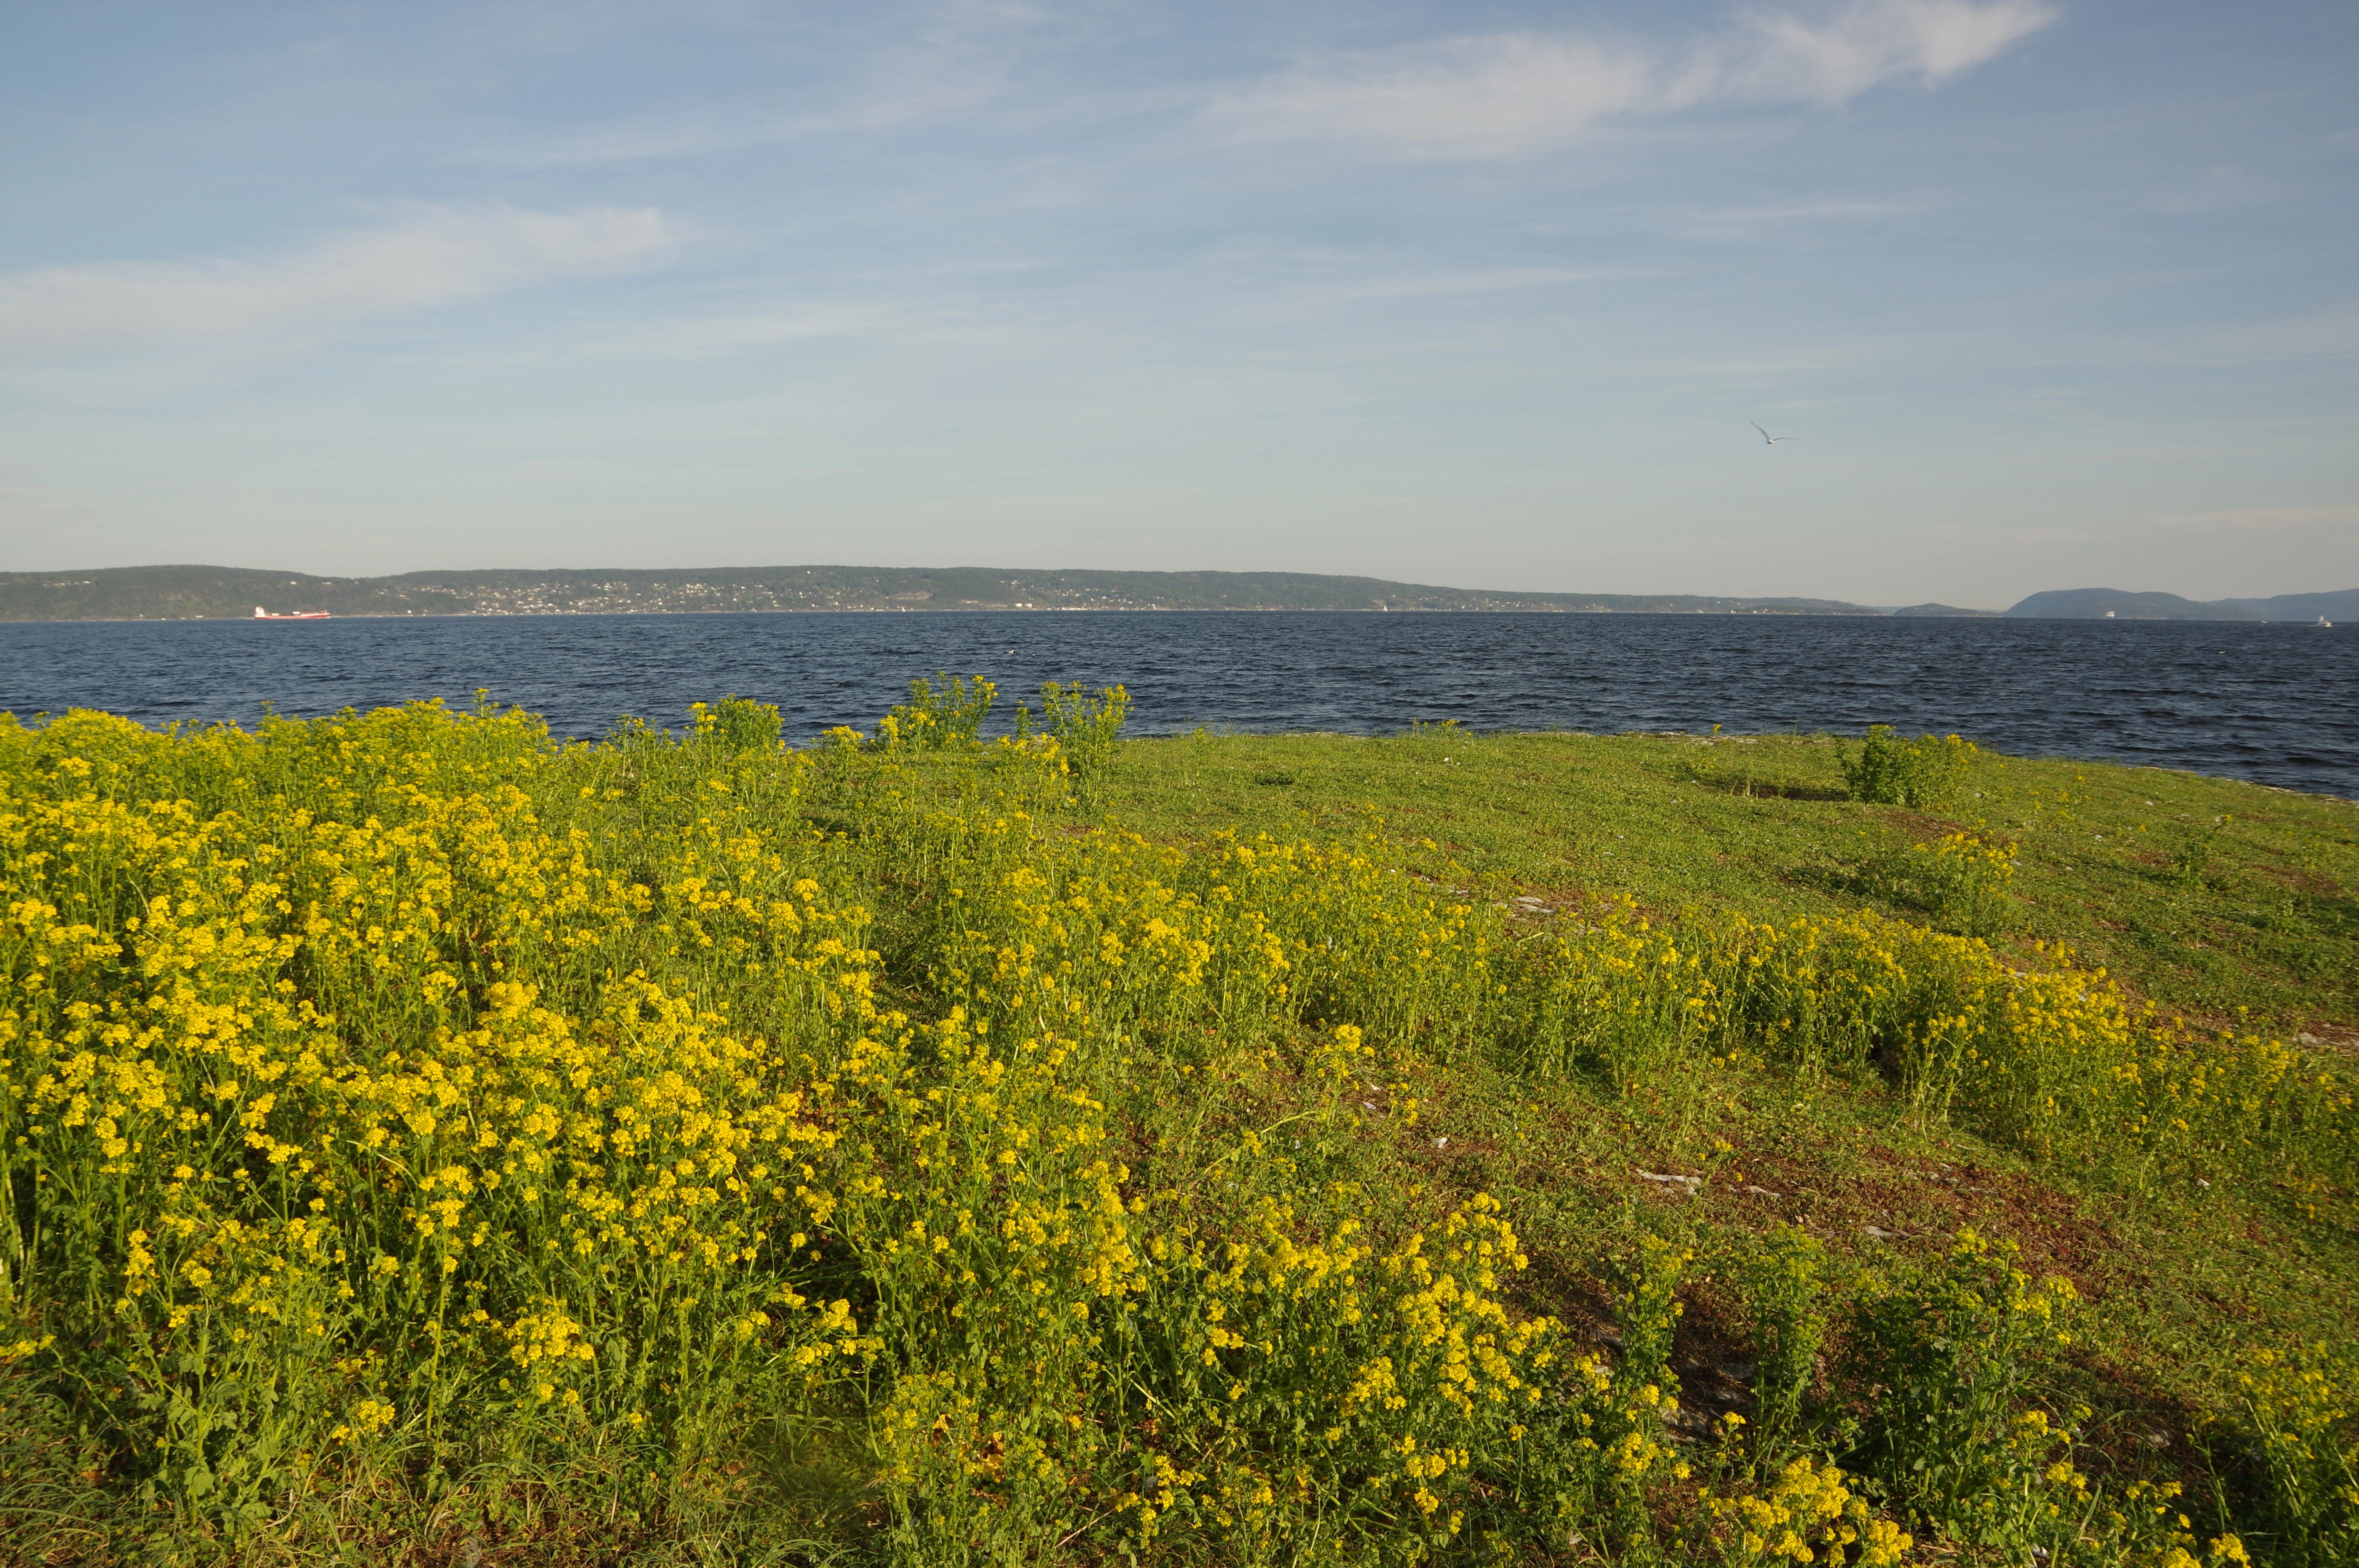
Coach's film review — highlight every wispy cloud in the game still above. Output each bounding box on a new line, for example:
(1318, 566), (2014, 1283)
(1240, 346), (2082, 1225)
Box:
(1325, 264), (1603, 302)
(0, 204), (679, 362)
(1928, 506), (2359, 549)
(464, 119), (796, 169)
(1696, 0), (2057, 105)
(460, 88), (1016, 169)
(2134, 163), (2268, 214)
(2150, 505), (2359, 535)
(464, 1), (1049, 168)
(1206, 34), (1657, 160)
(2182, 303), (2359, 365)
(1668, 198), (1923, 240)
(1204, 0), (2057, 159)
(433, 308), (871, 370)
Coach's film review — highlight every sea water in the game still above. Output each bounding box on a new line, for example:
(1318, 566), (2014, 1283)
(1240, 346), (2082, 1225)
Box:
(2, 612), (2352, 796)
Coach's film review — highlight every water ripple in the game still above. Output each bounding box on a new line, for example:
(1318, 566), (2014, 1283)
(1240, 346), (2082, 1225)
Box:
(1, 612), (2351, 796)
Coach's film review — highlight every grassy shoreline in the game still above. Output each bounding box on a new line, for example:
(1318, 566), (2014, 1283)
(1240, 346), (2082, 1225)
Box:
(2, 700), (2352, 1566)
(1096, 729), (2356, 1040)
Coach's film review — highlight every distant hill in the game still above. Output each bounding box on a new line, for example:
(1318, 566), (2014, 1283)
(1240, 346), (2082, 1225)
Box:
(9, 567), (2341, 624)
(2005, 587), (2358, 622)
(2212, 590), (2359, 621)
(0, 564), (1890, 622)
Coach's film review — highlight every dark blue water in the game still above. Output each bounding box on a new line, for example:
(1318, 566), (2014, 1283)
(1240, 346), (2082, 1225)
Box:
(2, 612), (2354, 796)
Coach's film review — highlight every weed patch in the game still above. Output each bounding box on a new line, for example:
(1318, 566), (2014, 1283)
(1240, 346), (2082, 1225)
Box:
(0, 703), (2352, 1564)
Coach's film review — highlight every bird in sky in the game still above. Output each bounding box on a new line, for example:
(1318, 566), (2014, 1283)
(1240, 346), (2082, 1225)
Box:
(1752, 421), (1797, 445)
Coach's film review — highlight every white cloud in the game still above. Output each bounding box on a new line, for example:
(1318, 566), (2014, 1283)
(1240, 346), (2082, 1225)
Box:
(2183, 303), (2359, 365)
(465, 120), (789, 169)
(463, 1), (1049, 168)
(1327, 264), (1602, 302)
(1206, 34), (1658, 159)
(1206, 0), (2057, 159)
(463, 87), (1008, 169)
(434, 308), (871, 370)
(1669, 198), (1922, 240)
(1701, 0), (2057, 107)
(2150, 506), (2359, 535)
(0, 204), (678, 362)
(2135, 163), (2268, 214)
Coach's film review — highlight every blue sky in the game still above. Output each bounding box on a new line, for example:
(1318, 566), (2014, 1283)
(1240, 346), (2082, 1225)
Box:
(2, 0), (2352, 607)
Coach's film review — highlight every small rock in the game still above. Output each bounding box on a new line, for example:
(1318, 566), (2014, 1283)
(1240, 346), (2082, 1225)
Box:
(1744, 1184), (1782, 1198)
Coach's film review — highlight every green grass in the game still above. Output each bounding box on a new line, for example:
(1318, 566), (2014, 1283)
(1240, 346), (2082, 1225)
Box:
(1083, 728), (2359, 1555)
(4, 707), (2354, 1567)
(1095, 729), (2359, 1038)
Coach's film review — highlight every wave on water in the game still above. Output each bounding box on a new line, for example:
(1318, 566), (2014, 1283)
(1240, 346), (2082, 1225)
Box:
(1, 611), (2352, 796)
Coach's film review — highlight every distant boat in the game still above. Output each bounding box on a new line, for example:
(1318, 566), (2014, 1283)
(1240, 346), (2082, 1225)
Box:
(253, 605), (330, 620)
(2321, 616), (2335, 628)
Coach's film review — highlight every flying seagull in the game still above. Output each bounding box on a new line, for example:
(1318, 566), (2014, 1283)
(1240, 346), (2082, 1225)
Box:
(1752, 421), (1797, 445)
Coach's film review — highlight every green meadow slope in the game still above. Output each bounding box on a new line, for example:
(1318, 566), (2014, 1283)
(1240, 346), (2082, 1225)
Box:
(1099, 730), (2357, 1040)
(2, 705), (2352, 1566)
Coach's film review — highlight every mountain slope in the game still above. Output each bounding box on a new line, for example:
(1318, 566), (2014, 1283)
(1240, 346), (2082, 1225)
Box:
(2004, 586), (2356, 621)
(0, 564), (1886, 621)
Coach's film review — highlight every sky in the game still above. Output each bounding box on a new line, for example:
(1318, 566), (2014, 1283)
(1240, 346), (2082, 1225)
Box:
(2, 0), (2354, 608)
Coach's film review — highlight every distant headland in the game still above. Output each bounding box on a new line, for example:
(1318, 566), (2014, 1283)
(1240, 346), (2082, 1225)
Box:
(0, 565), (2350, 624)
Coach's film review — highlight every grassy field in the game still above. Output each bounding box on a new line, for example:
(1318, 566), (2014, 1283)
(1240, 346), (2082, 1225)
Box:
(1098, 729), (2357, 1040)
(2, 691), (2353, 1567)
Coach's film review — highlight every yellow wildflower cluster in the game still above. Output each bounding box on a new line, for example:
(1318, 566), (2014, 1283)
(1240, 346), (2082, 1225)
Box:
(0, 704), (1567, 1553)
(1895, 830), (2019, 936)
(329, 1396), (397, 1446)
(0, 707), (894, 1503)
(3, 701), (2347, 1562)
(2236, 1343), (2359, 1556)
(1518, 900), (2350, 1183)
(1711, 1456), (1912, 1566)
(1909, 830), (2019, 884)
